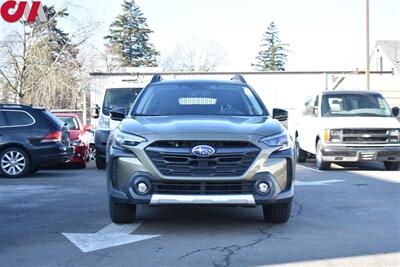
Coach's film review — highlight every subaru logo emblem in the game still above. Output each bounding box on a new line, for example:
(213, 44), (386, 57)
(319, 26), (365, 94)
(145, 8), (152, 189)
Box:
(192, 145), (215, 157)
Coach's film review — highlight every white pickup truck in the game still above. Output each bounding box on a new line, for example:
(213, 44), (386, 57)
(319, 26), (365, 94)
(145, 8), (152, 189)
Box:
(292, 90), (400, 170)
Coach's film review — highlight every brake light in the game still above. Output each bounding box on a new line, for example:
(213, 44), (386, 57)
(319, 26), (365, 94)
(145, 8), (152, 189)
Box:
(41, 131), (62, 143)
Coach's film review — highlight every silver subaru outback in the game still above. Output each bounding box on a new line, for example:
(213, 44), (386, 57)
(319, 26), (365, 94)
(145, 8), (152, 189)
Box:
(106, 75), (295, 224)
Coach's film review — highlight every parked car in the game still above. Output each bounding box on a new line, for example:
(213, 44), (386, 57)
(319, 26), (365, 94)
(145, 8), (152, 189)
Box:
(55, 113), (91, 168)
(91, 84), (145, 170)
(106, 75), (295, 224)
(292, 90), (400, 170)
(0, 104), (74, 178)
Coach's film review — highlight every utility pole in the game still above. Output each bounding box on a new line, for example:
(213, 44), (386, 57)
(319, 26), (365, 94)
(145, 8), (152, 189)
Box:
(366, 0), (370, 90)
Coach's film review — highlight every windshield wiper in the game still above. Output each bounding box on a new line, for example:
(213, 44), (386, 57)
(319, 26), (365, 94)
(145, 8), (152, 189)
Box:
(132, 114), (163, 116)
(355, 113), (389, 117)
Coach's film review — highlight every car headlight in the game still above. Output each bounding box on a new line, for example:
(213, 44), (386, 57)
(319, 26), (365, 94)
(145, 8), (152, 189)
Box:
(324, 129), (342, 143)
(112, 130), (146, 150)
(259, 132), (292, 151)
(99, 116), (110, 129)
(389, 129), (400, 143)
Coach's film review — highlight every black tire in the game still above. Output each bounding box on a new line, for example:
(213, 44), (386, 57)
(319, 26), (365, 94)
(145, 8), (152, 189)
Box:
(96, 157), (106, 170)
(316, 140), (331, 170)
(384, 162), (400, 171)
(295, 140), (307, 163)
(76, 162), (87, 169)
(29, 166), (39, 175)
(0, 147), (31, 178)
(263, 199), (292, 224)
(109, 197), (136, 223)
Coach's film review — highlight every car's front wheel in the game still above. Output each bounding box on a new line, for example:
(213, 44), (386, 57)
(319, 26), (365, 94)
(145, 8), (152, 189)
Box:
(0, 147), (31, 178)
(316, 140), (331, 170)
(295, 140), (307, 163)
(109, 197), (136, 223)
(384, 162), (400, 171)
(263, 199), (292, 224)
(96, 157), (106, 170)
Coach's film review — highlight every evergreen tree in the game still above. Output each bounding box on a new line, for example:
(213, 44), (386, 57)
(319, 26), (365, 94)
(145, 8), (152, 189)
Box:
(30, 6), (78, 62)
(105, 0), (159, 67)
(252, 22), (289, 71)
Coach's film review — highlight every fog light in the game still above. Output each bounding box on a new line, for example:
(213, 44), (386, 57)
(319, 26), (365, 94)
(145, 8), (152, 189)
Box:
(137, 182), (148, 194)
(257, 182), (270, 195)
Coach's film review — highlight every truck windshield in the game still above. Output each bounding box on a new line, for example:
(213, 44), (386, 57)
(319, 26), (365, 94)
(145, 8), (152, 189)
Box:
(132, 83), (266, 116)
(102, 88), (141, 116)
(321, 93), (392, 117)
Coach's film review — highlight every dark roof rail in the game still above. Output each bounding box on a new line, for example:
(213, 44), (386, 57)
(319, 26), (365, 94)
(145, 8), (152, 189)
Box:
(0, 104), (33, 109)
(150, 74), (163, 84)
(231, 74), (247, 84)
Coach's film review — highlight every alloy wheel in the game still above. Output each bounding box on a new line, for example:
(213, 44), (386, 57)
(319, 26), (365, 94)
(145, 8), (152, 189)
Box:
(1, 151), (26, 176)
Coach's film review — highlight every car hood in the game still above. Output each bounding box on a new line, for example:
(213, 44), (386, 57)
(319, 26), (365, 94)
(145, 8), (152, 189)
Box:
(119, 116), (283, 137)
(320, 116), (400, 129)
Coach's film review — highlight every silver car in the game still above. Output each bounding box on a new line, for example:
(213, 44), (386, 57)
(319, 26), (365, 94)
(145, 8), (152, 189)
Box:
(106, 75), (295, 224)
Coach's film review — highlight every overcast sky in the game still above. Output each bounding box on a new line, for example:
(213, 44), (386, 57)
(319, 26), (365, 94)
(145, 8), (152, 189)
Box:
(1, 0), (400, 71)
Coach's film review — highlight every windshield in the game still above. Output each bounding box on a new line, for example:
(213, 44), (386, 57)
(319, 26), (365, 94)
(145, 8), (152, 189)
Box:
(321, 93), (392, 117)
(102, 88), (141, 116)
(132, 83), (266, 116)
(58, 116), (79, 130)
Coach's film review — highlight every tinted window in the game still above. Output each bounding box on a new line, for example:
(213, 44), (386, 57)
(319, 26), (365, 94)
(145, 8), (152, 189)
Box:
(321, 93), (392, 117)
(58, 117), (79, 130)
(3, 111), (34, 126)
(103, 88), (141, 116)
(0, 111), (6, 127)
(133, 83), (266, 116)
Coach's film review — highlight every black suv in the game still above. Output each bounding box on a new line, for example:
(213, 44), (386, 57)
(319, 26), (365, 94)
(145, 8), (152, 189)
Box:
(0, 104), (74, 178)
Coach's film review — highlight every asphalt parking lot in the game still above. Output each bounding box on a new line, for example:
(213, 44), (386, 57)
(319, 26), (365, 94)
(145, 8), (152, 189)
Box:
(0, 161), (399, 267)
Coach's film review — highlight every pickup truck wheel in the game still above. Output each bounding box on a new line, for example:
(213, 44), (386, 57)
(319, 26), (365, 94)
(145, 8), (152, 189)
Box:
(0, 147), (31, 178)
(384, 162), (400, 171)
(96, 157), (106, 170)
(109, 197), (136, 223)
(263, 199), (292, 224)
(295, 140), (307, 163)
(316, 140), (331, 170)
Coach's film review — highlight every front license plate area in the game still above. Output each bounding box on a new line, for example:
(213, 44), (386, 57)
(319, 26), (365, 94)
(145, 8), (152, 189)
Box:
(359, 152), (376, 161)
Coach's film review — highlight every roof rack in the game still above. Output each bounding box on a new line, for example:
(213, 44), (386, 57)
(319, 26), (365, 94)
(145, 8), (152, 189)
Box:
(150, 74), (163, 84)
(0, 104), (33, 109)
(231, 74), (247, 84)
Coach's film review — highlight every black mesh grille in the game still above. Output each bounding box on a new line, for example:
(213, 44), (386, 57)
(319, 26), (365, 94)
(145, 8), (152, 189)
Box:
(145, 141), (260, 177)
(152, 181), (255, 195)
(110, 158), (118, 188)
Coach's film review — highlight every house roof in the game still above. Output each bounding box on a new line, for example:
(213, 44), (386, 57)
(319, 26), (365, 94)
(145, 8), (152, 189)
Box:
(376, 40), (400, 73)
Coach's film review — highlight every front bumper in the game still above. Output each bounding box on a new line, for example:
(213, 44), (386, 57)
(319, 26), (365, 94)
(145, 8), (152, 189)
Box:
(68, 144), (89, 164)
(107, 144), (295, 206)
(321, 145), (400, 162)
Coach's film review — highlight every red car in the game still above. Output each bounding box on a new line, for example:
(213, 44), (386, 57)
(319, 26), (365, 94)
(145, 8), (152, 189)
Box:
(55, 113), (91, 168)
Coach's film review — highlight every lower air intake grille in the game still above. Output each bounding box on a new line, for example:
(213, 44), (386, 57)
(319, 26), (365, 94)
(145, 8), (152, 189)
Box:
(152, 181), (255, 195)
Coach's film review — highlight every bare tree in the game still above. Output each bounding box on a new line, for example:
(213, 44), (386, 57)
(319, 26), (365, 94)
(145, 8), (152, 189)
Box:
(161, 38), (227, 72)
(0, 4), (94, 110)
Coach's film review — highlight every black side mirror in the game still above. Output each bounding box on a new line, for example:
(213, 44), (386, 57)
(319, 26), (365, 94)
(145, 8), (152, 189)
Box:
(110, 107), (126, 121)
(91, 105), (100, 119)
(273, 108), (289, 122)
(392, 107), (399, 117)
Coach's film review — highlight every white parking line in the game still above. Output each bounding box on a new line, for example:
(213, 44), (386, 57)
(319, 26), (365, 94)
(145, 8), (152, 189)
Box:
(297, 164), (324, 173)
